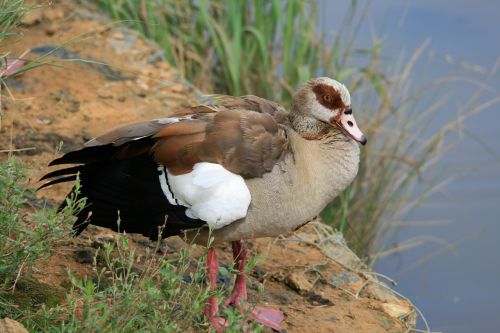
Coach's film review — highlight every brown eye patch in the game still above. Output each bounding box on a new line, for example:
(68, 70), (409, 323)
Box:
(312, 83), (346, 110)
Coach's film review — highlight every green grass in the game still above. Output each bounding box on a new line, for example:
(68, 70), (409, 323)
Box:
(27, 235), (212, 332)
(0, 157), (76, 321)
(0, 158), (83, 291)
(0, 0), (29, 43)
(0, 0), (33, 79)
(97, 0), (352, 102)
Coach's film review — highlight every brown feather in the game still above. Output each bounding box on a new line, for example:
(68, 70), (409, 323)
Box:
(153, 119), (208, 138)
(81, 96), (291, 178)
(172, 105), (215, 116)
(312, 83), (346, 110)
(114, 140), (154, 159)
(153, 133), (205, 167)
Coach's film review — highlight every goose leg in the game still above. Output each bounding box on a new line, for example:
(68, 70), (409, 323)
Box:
(226, 241), (285, 332)
(204, 247), (226, 331)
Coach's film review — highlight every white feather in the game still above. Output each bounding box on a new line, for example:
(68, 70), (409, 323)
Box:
(191, 163), (231, 188)
(159, 162), (251, 229)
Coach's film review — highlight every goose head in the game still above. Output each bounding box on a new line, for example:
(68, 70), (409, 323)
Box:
(291, 77), (367, 145)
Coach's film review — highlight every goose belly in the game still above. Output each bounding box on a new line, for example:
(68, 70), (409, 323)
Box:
(202, 164), (328, 242)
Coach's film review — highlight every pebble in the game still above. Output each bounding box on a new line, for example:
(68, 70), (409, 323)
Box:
(74, 248), (94, 264)
(286, 272), (313, 294)
(45, 23), (58, 36)
(0, 318), (29, 333)
(21, 9), (43, 26)
(43, 8), (65, 21)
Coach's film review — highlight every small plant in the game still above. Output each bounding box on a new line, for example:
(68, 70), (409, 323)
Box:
(23, 231), (258, 332)
(0, 164), (258, 331)
(0, 158), (85, 290)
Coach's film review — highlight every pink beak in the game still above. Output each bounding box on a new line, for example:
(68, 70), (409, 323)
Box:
(335, 109), (367, 145)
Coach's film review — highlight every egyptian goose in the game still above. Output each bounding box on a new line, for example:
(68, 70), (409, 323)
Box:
(40, 77), (366, 331)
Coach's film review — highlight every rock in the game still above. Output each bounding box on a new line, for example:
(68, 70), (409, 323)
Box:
(0, 318), (29, 333)
(91, 234), (117, 248)
(304, 291), (333, 306)
(161, 236), (186, 253)
(112, 31), (125, 40)
(286, 272), (313, 294)
(251, 266), (266, 281)
(97, 90), (115, 100)
(329, 271), (362, 289)
(43, 8), (65, 21)
(21, 8), (43, 26)
(45, 23), (58, 36)
(363, 283), (400, 303)
(74, 248), (94, 264)
(136, 239), (154, 249)
(381, 302), (413, 318)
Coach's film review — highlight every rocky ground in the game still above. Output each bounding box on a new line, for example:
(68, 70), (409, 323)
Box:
(0, 1), (416, 332)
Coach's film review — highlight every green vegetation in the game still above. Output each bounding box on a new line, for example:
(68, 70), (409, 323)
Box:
(0, 158), (256, 331)
(97, 0), (342, 102)
(0, 1), (70, 83)
(0, 0), (30, 80)
(27, 235), (215, 332)
(0, 158), (80, 291)
(0, 0), (29, 43)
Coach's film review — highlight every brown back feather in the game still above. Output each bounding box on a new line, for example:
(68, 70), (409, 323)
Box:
(85, 97), (291, 178)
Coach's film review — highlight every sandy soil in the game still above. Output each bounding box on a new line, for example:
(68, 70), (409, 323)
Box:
(0, 1), (416, 332)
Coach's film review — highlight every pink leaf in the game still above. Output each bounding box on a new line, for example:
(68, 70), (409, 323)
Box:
(0, 58), (27, 78)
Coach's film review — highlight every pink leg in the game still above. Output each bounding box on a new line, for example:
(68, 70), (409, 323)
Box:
(204, 247), (227, 331)
(224, 240), (248, 306)
(226, 241), (285, 332)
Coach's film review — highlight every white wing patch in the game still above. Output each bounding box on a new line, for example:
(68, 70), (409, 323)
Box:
(158, 162), (251, 229)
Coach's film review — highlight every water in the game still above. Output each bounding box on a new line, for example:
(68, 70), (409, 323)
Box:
(318, 1), (500, 332)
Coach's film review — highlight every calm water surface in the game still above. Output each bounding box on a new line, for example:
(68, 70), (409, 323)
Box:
(318, 1), (500, 332)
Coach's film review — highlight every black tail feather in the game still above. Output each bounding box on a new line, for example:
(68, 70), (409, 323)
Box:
(40, 165), (84, 181)
(38, 175), (78, 190)
(40, 149), (206, 239)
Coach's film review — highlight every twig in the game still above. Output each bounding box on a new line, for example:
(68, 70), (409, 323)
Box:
(11, 254), (29, 292)
(361, 271), (398, 286)
(0, 147), (36, 153)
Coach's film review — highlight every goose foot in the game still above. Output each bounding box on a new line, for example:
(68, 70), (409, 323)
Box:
(225, 241), (285, 332)
(204, 242), (284, 332)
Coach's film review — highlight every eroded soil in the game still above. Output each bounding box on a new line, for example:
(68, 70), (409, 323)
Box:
(0, 1), (415, 332)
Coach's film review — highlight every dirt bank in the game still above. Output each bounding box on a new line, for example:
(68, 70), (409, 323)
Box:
(0, 1), (416, 332)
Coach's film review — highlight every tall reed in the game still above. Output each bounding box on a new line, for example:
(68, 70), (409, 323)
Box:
(98, 0), (353, 102)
